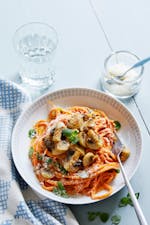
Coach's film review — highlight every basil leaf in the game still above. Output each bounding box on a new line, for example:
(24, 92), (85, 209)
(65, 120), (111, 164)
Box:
(88, 212), (97, 221)
(69, 135), (79, 144)
(88, 211), (109, 222)
(115, 169), (120, 173)
(99, 212), (109, 222)
(119, 197), (129, 207)
(111, 215), (121, 225)
(59, 164), (68, 175)
(62, 128), (79, 144)
(127, 192), (140, 206)
(28, 129), (36, 138)
(28, 147), (34, 158)
(119, 192), (140, 207)
(53, 181), (68, 198)
(62, 128), (73, 137)
(36, 152), (43, 161)
(54, 162), (68, 175)
(46, 158), (53, 164)
(57, 181), (65, 190)
(135, 192), (140, 199)
(114, 121), (121, 131)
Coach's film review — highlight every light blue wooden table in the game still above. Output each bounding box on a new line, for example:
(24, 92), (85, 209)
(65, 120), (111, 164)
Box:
(0, 0), (150, 224)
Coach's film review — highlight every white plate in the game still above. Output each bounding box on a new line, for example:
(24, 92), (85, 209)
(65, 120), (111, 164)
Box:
(11, 88), (142, 204)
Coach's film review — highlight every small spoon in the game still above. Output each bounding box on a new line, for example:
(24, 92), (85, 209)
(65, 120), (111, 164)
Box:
(116, 56), (150, 80)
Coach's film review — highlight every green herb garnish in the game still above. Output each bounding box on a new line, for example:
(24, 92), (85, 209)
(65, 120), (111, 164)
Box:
(28, 129), (36, 138)
(36, 152), (43, 161)
(54, 162), (68, 175)
(87, 192), (140, 223)
(88, 211), (109, 222)
(99, 212), (109, 222)
(28, 147), (34, 158)
(119, 192), (140, 207)
(53, 181), (68, 197)
(62, 128), (79, 144)
(46, 158), (53, 164)
(115, 169), (120, 173)
(114, 121), (121, 131)
(111, 215), (121, 225)
(127, 192), (140, 206)
(58, 164), (68, 175)
(88, 212), (98, 221)
(62, 128), (73, 137)
(118, 196), (129, 207)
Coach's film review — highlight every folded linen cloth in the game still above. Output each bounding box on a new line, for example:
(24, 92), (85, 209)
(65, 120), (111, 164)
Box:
(0, 79), (79, 225)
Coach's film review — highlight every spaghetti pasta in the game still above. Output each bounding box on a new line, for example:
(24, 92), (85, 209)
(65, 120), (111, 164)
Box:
(28, 105), (128, 200)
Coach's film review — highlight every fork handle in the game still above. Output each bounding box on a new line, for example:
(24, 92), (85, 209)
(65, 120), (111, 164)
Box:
(118, 156), (148, 225)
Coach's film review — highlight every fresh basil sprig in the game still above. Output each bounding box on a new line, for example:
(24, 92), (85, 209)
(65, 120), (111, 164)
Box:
(111, 215), (121, 225)
(119, 192), (140, 207)
(36, 152), (43, 161)
(54, 162), (68, 175)
(87, 191), (140, 224)
(88, 212), (98, 221)
(62, 128), (79, 144)
(114, 121), (121, 131)
(28, 147), (34, 158)
(88, 211), (109, 222)
(28, 129), (36, 138)
(100, 212), (110, 222)
(53, 181), (68, 198)
(46, 158), (53, 164)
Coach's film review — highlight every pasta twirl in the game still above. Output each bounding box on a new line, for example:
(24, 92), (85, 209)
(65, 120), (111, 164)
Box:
(28, 106), (128, 200)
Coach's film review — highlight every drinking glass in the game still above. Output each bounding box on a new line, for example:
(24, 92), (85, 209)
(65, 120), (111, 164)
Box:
(13, 22), (58, 90)
(101, 51), (144, 99)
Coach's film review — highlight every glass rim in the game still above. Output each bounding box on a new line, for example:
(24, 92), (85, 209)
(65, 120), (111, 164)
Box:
(13, 22), (58, 54)
(104, 50), (144, 84)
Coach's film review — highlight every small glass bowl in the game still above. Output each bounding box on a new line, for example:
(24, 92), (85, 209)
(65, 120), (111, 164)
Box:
(101, 50), (144, 99)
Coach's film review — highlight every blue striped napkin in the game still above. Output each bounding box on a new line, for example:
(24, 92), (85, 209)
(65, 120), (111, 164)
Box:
(0, 79), (78, 225)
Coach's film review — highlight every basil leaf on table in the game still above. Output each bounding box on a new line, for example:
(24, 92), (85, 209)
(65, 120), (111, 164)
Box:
(111, 215), (121, 225)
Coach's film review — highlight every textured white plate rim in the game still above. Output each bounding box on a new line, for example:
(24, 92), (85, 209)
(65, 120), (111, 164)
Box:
(11, 87), (142, 205)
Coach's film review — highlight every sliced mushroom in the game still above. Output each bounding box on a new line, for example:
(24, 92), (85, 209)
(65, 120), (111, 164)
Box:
(120, 148), (130, 162)
(83, 152), (96, 167)
(78, 132), (87, 147)
(52, 122), (66, 142)
(52, 140), (70, 155)
(43, 135), (53, 150)
(82, 118), (95, 130)
(86, 119), (95, 128)
(63, 161), (70, 172)
(63, 150), (83, 172)
(67, 113), (83, 129)
(66, 150), (74, 159)
(86, 129), (102, 150)
(52, 128), (62, 142)
(71, 144), (85, 156)
(40, 168), (54, 179)
(73, 159), (82, 167)
(83, 113), (90, 121)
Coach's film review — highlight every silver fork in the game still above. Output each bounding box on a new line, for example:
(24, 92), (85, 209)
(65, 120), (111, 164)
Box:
(112, 132), (148, 225)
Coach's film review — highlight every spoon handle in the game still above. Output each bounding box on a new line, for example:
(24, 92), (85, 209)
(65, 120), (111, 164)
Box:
(117, 56), (150, 79)
(118, 156), (148, 225)
(132, 56), (150, 69)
